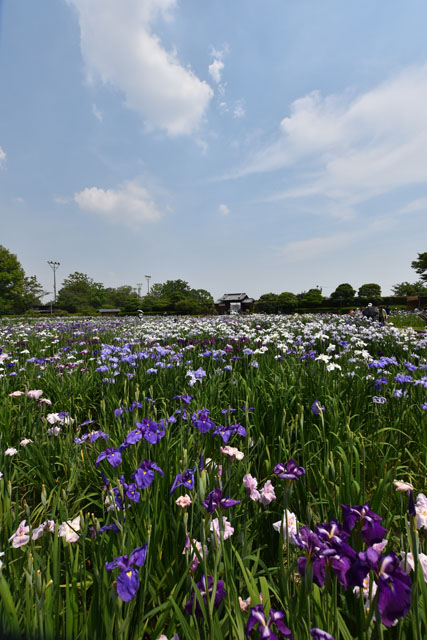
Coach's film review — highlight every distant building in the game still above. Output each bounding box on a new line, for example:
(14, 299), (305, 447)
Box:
(214, 293), (254, 314)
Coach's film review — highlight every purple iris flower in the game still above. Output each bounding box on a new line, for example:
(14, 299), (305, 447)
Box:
(359, 548), (412, 626)
(213, 422), (247, 443)
(310, 630), (335, 640)
(342, 503), (387, 545)
(105, 545), (147, 602)
(170, 466), (197, 494)
(173, 394), (194, 404)
(96, 447), (123, 467)
(202, 488), (241, 513)
(395, 373), (413, 383)
(131, 460), (164, 489)
(98, 522), (120, 534)
(192, 409), (215, 434)
(245, 605), (293, 639)
(144, 419), (165, 444)
(372, 396), (387, 404)
(274, 459), (306, 481)
(184, 575), (226, 617)
(119, 475), (140, 503)
(311, 399), (325, 415)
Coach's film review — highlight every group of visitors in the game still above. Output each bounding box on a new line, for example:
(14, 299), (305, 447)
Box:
(350, 303), (389, 323)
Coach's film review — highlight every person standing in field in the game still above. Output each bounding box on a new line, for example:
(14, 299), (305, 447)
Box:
(378, 305), (387, 323)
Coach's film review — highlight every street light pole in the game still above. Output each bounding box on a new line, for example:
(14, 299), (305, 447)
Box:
(47, 261), (60, 307)
(145, 275), (151, 294)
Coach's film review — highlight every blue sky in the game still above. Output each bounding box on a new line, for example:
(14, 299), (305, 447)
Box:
(1, 0), (427, 301)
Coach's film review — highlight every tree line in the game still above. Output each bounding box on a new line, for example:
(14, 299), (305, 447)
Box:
(1, 244), (426, 315)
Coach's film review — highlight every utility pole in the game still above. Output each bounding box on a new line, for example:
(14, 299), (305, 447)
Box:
(145, 275), (151, 294)
(47, 261), (60, 307)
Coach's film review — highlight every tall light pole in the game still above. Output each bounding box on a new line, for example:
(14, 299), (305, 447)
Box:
(145, 275), (151, 294)
(47, 261), (60, 305)
(136, 283), (143, 298)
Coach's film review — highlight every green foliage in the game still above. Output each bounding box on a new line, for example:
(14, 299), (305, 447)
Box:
(56, 272), (106, 313)
(358, 283), (381, 299)
(103, 286), (141, 313)
(298, 288), (323, 307)
(0, 245), (26, 313)
(277, 291), (298, 311)
(1, 315), (427, 638)
(411, 252), (427, 283)
(392, 281), (427, 296)
(330, 283), (356, 301)
(142, 280), (214, 314)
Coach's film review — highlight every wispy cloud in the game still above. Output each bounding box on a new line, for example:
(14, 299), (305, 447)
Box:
(218, 203), (230, 216)
(230, 65), (427, 214)
(74, 180), (163, 228)
(67, 0), (213, 136)
(0, 145), (6, 167)
(92, 103), (103, 122)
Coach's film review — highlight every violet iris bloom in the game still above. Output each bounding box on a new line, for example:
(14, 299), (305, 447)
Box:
(96, 447), (123, 467)
(184, 575), (226, 617)
(311, 399), (325, 415)
(192, 409), (215, 434)
(119, 475), (140, 503)
(246, 605), (293, 639)
(170, 466), (197, 494)
(105, 545), (147, 602)
(214, 422), (247, 443)
(342, 503), (387, 545)
(310, 630), (335, 640)
(202, 488), (241, 513)
(131, 460), (164, 489)
(173, 393), (194, 404)
(274, 459), (306, 481)
(359, 548), (412, 626)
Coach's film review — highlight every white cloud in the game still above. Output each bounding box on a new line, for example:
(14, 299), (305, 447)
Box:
(74, 180), (163, 228)
(0, 146), (6, 167)
(208, 58), (224, 85)
(11, 196), (24, 204)
(67, 0), (213, 136)
(233, 101), (245, 119)
(54, 196), (72, 205)
(92, 103), (103, 122)
(232, 65), (427, 212)
(280, 232), (354, 261)
(218, 203), (230, 216)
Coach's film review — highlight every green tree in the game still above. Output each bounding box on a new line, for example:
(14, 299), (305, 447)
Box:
(298, 288), (323, 307)
(104, 286), (141, 312)
(277, 291), (298, 311)
(255, 293), (279, 313)
(56, 272), (106, 313)
(411, 252), (427, 283)
(142, 280), (214, 314)
(391, 281), (427, 296)
(358, 283), (382, 300)
(0, 245), (26, 313)
(330, 283), (356, 302)
(21, 275), (45, 311)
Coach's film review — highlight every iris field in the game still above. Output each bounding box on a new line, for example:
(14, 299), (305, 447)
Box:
(0, 314), (427, 640)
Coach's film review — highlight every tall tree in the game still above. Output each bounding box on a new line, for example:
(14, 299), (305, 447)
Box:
(56, 272), (106, 313)
(330, 283), (356, 302)
(278, 291), (298, 311)
(392, 281), (427, 296)
(411, 252), (427, 283)
(0, 245), (26, 313)
(358, 283), (381, 300)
